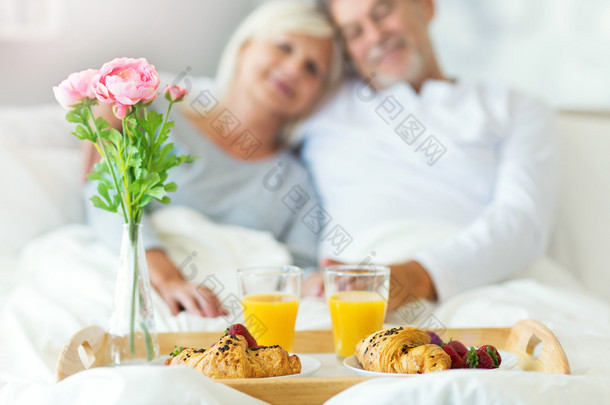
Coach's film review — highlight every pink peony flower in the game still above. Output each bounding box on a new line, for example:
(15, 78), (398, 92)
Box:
(92, 57), (160, 107)
(164, 85), (188, 103)
(53, 69), (99, 110)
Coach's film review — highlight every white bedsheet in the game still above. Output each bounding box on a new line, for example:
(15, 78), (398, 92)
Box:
(1, 207), (609, 404)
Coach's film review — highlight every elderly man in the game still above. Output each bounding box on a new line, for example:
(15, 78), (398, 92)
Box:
(301, 0), (557, 310)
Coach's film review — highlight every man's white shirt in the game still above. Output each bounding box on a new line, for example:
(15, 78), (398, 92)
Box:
(302, 77), (557, 301)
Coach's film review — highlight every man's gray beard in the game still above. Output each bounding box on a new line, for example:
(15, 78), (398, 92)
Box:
(372, 71), (402, 90)
(371, 50), (425, 91)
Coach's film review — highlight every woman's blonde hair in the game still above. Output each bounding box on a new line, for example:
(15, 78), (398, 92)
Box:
(215, 0), (344, 146)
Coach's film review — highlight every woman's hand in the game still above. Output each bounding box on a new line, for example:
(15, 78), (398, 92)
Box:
(302, 272), (324, 297)
(81, 141), (101, 183)
(156, 278), (228, 317)
(146, 249), (228, 317)
(302, 258), (344, 297)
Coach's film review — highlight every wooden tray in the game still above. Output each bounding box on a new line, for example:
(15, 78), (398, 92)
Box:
(56, 319), (570, 405)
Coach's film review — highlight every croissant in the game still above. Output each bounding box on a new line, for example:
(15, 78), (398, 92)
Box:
(165, 334), (301, 379)
(355, 327), (450, 374)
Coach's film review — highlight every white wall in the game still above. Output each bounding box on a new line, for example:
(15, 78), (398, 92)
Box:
(431, 0), (610, 109)
(0, 0), (255, 105)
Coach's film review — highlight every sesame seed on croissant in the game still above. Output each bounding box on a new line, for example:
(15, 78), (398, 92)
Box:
(355, 327), (450, 374)
(166, 335), (301, 379)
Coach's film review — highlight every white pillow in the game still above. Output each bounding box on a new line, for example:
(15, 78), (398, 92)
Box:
(0, 105), (85, 256)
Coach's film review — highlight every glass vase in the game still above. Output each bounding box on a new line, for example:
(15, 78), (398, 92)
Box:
(107, 223), (159, 365)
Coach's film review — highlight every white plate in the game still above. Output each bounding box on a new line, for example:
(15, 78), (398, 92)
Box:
(268, 354), (322, 379)
(343, 350), (518, 377)
(159, 353), (321, 379)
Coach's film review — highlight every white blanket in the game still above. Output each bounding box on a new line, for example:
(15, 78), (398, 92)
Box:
(1, 207), (610, 404)
(1, 366), (269, 405)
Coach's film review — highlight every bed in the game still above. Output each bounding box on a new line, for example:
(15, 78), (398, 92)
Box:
(0, 105), (609, 404)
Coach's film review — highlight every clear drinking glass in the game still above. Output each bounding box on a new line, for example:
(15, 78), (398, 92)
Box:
(324, 265), (390, 358)
(237, 266), (302, 352)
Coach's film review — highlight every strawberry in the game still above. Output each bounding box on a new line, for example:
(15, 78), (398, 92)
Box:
(442, 344), (464, 368)
(479, 345), (502, 368)
(426, 330), (443, 346)
(446, 340), (468, 359)
(464, 346), (494, 369)
(224, 324), (258, 348)
(475, 347), (495, 369)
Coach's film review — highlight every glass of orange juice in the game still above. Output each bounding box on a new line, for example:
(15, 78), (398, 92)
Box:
(324, 265), (390, 358)
(237, 266), (302, 352)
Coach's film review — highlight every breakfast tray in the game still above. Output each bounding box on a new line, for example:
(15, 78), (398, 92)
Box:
(56, 319), (570, 405)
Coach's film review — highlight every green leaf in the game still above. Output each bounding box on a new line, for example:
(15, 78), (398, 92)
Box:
(169, 345), (184, 357)
(154, 143), (174, 169)
(90, 195), (115, 213)
(111, 194), (121, 211)
(127, 151), (143, 180)
(163, 182), (177, 193)
(81, 107), (92, 122)
(144, 172), (161, 189)
(107, 128), (123, 147)
(138, 194), (152, 208)
(138, 110), (163, 139)
(184, 154), (198, 164)
(74, 125), (91, 141)
(97, 181), (112, 204)
(66, 111), (81, 124)
(158, 121), (175, 140)
(146, 186), (166, 200)
(87, 169), (105, 182)
(91, 161), (110, 176)
(95, 116), (109, 131)
(127, 179), (142, 194)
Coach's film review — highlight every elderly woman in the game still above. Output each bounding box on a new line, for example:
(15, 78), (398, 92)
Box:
(84, 1), (343, 317)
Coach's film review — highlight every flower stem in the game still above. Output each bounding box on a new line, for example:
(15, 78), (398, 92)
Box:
(120, 117), (134, 222)
(86, 106), (129, 222)
(159, 101), (174, 145)
(128, 223), (155, 360)
(129, 224), (138, 355)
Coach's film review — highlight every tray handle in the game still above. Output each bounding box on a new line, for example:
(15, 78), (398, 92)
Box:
(56, 326), (107, 381)
(505, 319), (570, 374)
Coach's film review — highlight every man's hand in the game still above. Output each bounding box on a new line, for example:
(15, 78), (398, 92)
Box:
(387, 260), (437, 310)
(304, 258), (437, 308)
(146, 249), (228, 317)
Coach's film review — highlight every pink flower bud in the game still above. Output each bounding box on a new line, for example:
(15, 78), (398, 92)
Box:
(113, 103), (131, 119)
(164, 85), (188, 103)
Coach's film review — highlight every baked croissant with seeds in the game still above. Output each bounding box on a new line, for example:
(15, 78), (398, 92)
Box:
(165, 334), (301, 379)
(355, 327), (451, 374)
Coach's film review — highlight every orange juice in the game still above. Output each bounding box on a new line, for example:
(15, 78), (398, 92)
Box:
(328, 291), (387, 358)
(241, 293), (299, 352)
